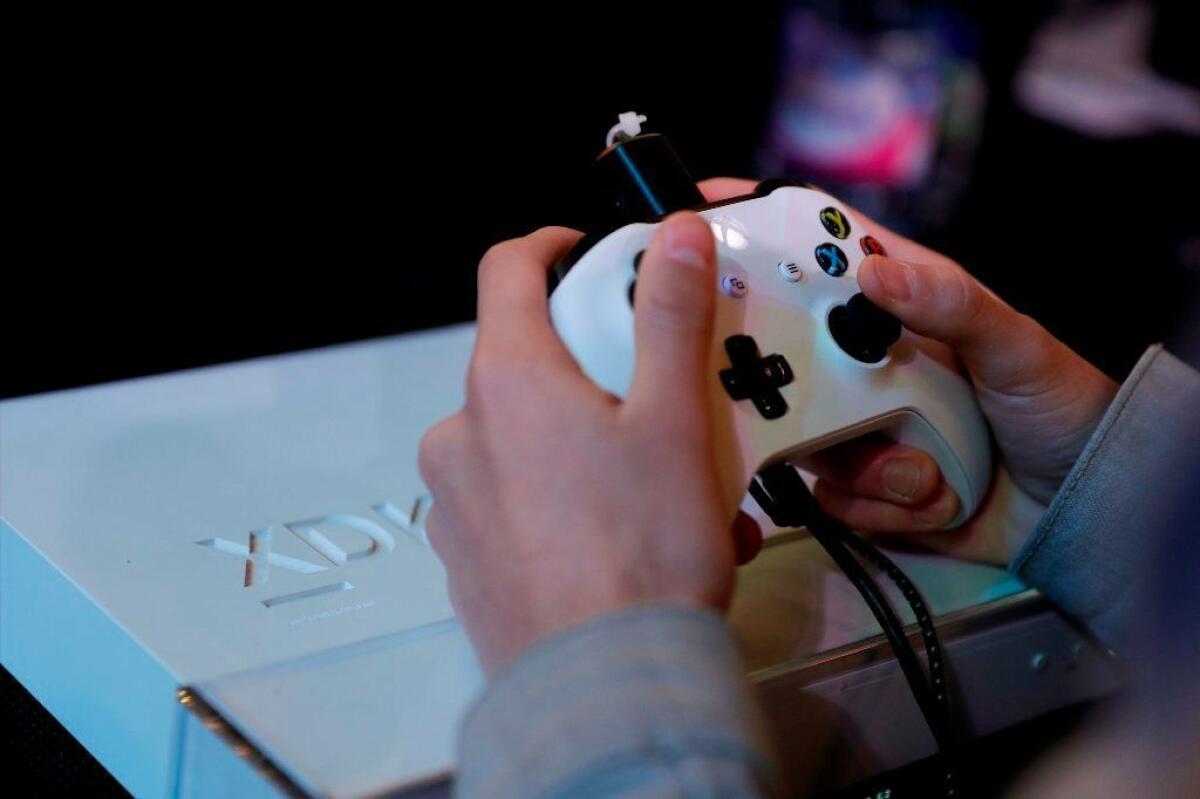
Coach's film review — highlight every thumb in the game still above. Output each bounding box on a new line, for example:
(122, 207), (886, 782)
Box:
(858, 255), (1058, 393)
(626, 212), (718, 420)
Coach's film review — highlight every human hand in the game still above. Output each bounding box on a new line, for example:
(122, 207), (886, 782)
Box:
(703, 178), (1119, 564)
(418, 214), (760, 674)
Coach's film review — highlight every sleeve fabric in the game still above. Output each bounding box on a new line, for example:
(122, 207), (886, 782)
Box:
(456, 345), (1199, 797)
(454, 606), (777, 798)
(1010, 345), (1200, 646)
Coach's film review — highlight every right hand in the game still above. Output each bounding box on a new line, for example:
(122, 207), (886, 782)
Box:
(703, 179), (1120, 564)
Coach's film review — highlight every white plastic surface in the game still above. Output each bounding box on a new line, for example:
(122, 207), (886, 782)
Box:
(549, 186), (994, 524)
(0, 321), (1020, 797)
(0, 325), (481, 796)
(606, 111), (648, 147)
(1, 326), (474, 680)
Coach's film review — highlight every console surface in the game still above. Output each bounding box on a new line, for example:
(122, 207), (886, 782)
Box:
(2, 324), (1105, 797)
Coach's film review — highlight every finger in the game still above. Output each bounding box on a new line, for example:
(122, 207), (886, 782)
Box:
(812, 479), (962, 533)
(698, 177), (756, 202)
(625, 212), (718, 421)
(417, 415), (469, 499)
(475, 226), (583, 361)
(422, 504), (455, 562)
(857, 255), (1057, 393)
(802, 436), (943, 507)
(733, 511), (763, 566)
(850, 216), (962, 273)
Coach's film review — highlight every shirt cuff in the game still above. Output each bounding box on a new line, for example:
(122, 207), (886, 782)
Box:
(1011, 345), (1200, 645)
(454, 605), (776, 798)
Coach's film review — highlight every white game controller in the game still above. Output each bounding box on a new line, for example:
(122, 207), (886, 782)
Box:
(550, 177), (993, 527)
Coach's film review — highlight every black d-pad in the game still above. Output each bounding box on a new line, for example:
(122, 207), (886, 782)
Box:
(719, 335), (793, 420)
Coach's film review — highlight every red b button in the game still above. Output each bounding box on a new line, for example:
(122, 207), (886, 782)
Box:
(860, 235), (887, 256)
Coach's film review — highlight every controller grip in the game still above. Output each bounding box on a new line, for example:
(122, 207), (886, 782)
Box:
(880, 410), (991, 527)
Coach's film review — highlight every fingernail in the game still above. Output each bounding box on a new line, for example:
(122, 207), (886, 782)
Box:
(664, 215), (711, 270)
(873, 257), (915, 302)
(882, 458), (924, 502)
(914, 487), (961, 528)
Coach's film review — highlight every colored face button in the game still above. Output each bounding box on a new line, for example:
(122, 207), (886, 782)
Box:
(859, 235), (887, 256)
(815, 243), (848, 277)
(820, 207), (851, 239)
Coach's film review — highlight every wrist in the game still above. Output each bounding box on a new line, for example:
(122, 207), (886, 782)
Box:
(471, 589), (723, 676)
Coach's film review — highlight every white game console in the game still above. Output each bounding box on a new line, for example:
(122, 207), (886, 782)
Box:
(0, 326), (480, 797)
(2, 324), (1115, 797)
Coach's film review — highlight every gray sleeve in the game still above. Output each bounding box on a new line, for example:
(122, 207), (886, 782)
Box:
(1010, 345), (1200, 645)
(453, 606), (777, 798)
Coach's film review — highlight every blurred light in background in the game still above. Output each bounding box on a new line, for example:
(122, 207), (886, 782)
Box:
(760, 2), (985, 230)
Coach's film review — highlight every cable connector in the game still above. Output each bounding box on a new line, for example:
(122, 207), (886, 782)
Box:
(606, 111), (649, 147)
(593, 113), (704, 224)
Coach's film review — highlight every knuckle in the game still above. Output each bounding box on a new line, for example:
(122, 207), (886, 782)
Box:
(479, 226), (566, 277)
(947, 266), (987, 324)
(417, 416), (463, 485)
(528, 225), (579, 246)
(423, 506), (450, 555)
(478, 239), (522, 278)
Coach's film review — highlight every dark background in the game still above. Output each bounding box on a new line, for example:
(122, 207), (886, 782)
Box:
(5, 2), (1197, 401)
(2, 2), (1198, 795)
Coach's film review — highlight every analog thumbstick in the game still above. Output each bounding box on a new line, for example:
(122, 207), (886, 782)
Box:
(828, 293), (902, 363)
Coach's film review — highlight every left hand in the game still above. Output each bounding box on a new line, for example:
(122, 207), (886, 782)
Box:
(419, 214), (761, 675)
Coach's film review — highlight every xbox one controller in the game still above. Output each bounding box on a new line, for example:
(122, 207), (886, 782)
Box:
(549, 178), (993, 527)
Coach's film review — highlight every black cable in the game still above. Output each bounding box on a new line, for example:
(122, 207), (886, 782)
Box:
(751, 466), (953, 749)
(840, 526), (951, 710)
(751, 462), (961, 796)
